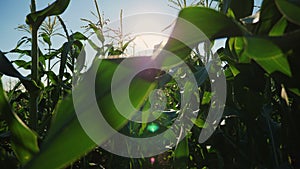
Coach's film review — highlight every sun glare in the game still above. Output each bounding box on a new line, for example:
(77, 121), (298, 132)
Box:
(106, 12), (176, 57)
(129, 33), (169, 56)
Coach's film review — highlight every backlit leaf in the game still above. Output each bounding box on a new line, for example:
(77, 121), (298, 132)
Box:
(0, 81), (39, 164)
(161, 7), (247, 61)
(243, 37), (291, 76)
(269, 17), (287, 36)
(25, 57), (159, 169)
(276, 0), (300, 26)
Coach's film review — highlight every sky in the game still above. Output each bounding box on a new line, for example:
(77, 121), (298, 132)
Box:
(0, 0), (180, 52)
(0, 0), (263, 53)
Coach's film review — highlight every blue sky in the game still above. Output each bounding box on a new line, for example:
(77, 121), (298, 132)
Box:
(0, 0), (179, 52)
(0, 0), (263, 52)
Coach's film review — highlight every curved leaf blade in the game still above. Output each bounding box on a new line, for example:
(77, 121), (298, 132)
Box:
(26, 0), (70, 27)
(178, 7), (247, 39)
(24, 96), (96, 169)
(269, 17), (288, 36)
(258, 0), (282, 34)
(25, 57), (159, 169)
(174, 137), (189, 169)
(162, 7), (247, 61)
(89, 23), (105, 43)
(276, 0), (300, 26)
(40, 33), (52, 46)
(70, 32), (88, 41)
(243, 37), (292, 76)
(0, 51), (27, 80)
(0, 81), (39, 164)
(0, 51), (40, 92)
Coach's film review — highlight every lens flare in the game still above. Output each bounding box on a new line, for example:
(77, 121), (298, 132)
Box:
(147, 123), (159, 133)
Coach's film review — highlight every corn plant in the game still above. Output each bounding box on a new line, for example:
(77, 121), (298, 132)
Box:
(1, 0), (300, 169)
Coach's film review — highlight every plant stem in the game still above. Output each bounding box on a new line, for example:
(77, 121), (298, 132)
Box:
(57, 16), (71, 97)
(29, 0), (39, 131)
(31, 27), (39, 89)
(29, 25), (39, 131)
(94, 0), (103, 28)
(120, 9), (123, 48)
(31, 0), (36, 12)
(47, 44), (52, 115)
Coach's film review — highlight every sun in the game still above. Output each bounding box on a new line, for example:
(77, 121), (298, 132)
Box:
(128, 33), (169, 56)
(106, 12), (176, 57)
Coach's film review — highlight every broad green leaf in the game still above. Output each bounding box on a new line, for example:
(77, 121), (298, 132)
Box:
(89, 23), (105, 43)
(25, 57), (159, 169)
(45, 71), (59, 85)
(0, 51), (39, 92)
(122, 38), (135, 51)
(24, 96), (96, 169)
(59, 42), (71, 80)
(10, 49), (31, 57)
(201, 91), (212, 105)
(162, 7), (247, 61)
(13, 60), (31, 70)
(243, 37), (291, 76)
(95, 58), (158, 128)
(233, 38), (245, 59)
(40, 33), (51, 46)
(269, 17), (287, 36)
(26, 0), (70, 28)
(0, 51), (28, 80)
(228, 64), (240, 77)
(70, 32), (88, 41)
(178, 7), (247, 38)
(191, 117), (206, 128)
(0, 81), (39, 164)
(276, 0), (300, 26)
(289, 88), (300, 96)
(174, 136), (189, 169)
(223, 39), (238, 61)
(258, 0), (282, 34)
(229, 37), (250, 63)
